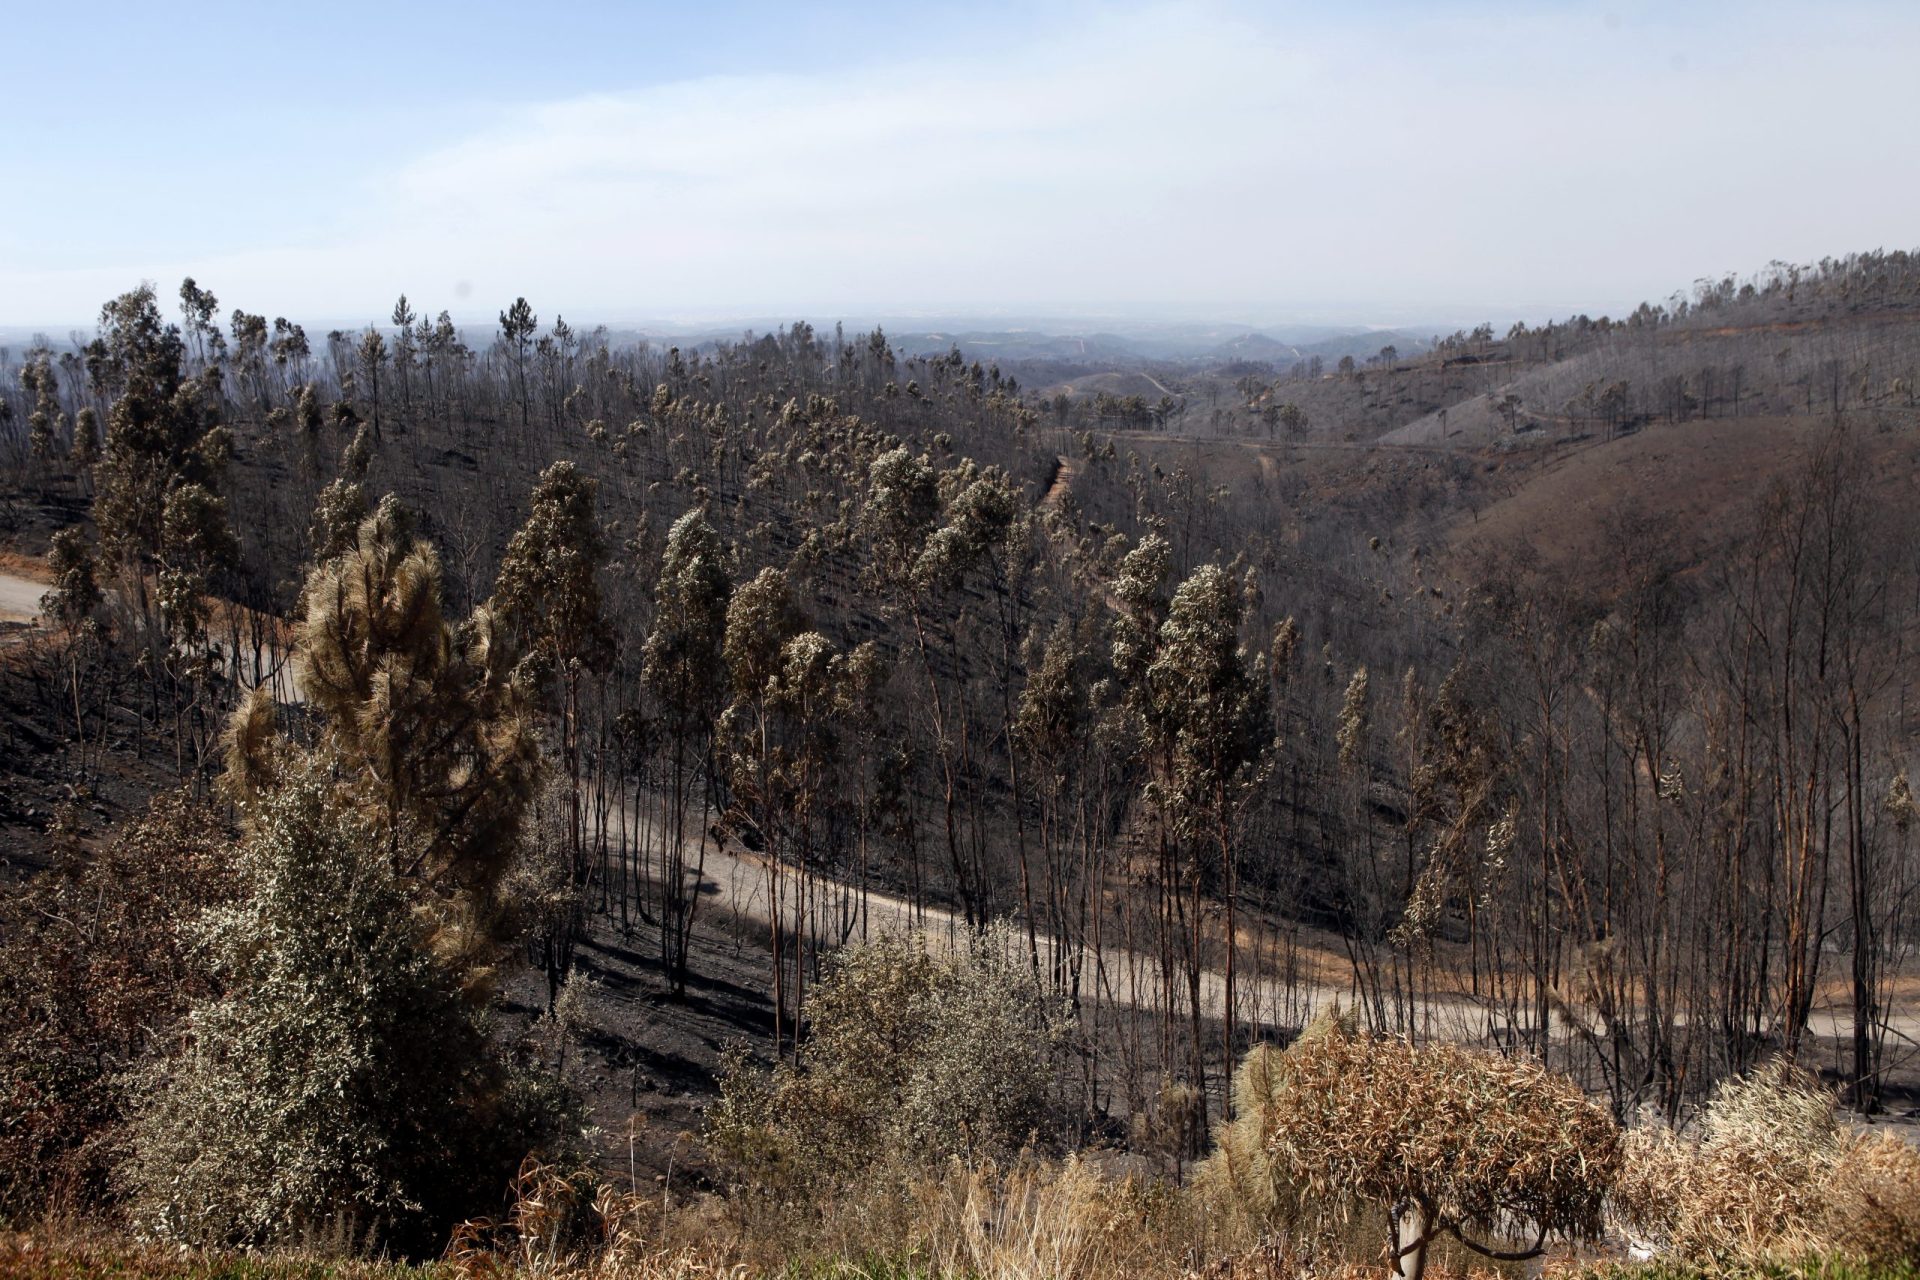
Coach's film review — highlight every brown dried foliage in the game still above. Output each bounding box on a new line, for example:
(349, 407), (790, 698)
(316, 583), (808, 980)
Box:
(1612, 1063), (1920, 1265)
(1207, 1014), (1620, 1259)
(0, 794), (237, 1216)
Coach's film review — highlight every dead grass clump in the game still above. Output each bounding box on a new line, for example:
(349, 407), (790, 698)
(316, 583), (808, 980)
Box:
(444, 1158), (735, 1280)
(1828, 1131), (1920, 1263)
(904, 1155), (1189, 1280)
(1614, 1062), (1920, 1265)
(448, 1152), (1194, 1280)
(0, 1228), (452, 1279)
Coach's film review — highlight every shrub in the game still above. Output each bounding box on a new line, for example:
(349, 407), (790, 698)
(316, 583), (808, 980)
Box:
(708, 928), (1071, 1196)
(1202, 1012), (1619, 1280)
(124, 769), (579, 1253)
(1191, 1042), (1301, 1245)
(1613, 1063), (1920, 1265)
(0, 794), (237, 1219)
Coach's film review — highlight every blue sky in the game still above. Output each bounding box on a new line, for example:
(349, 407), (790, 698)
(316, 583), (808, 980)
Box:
(4, 1), (1917, 328)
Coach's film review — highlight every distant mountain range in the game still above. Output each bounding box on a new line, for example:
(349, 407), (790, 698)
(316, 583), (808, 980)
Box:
(0, 317), (1435, 370)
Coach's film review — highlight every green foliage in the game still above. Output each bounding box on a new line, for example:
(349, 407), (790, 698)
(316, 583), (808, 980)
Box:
(860, 447), (940, 583)
(42, 527), (103, 630)
(1143, 563), (1269, 827)
(166, 499), (573, 1252)
(1108, 532), (1170, 684)
(643, 509), (732, 734)
(157, 481), (240, 639)
(708, 930), (1071, 1194)
(125, 768), (577, 1252)
(307, 426), (373, 561)
(88, 284), (230, 580)
(723, 567), (803, 700)
(910, 468), (1016, 593)
(71, 404), (100, 469)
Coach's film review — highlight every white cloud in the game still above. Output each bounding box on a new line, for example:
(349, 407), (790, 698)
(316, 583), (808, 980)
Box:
(5, 2), (1918, 326)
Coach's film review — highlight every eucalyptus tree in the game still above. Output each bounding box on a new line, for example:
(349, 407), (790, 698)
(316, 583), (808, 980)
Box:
(269, 317), (311, 393)
(764, 629), (844, 1052)
(859, 447), (965, 911)
(89, 286), (208, 590)
(229, 310), (270, 408)
(86, 285), (240, 772)
(720, 566), (804, 1049)
(1143, 562), (1269, 1122)
(642, 508), (732, 994)
(495, 461), (614, 1001)
(910, 463), (1019, 927)
(42, 527), (104, 745)
(1015, 614), (1107, 1043)
(70, 406), (99, 475)
(19, 347), (63, 467)
(177, 279), (221, 369)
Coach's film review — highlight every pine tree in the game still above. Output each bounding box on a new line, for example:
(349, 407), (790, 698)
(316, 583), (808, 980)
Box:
(499, 297), (538, 431)
(279, 495), (540, 956)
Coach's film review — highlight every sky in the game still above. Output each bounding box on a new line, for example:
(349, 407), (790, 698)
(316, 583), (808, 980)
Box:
(3, 0), (1917, 331)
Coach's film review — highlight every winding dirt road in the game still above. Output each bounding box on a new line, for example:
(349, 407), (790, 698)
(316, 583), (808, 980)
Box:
(626, 802), (1917, 1051)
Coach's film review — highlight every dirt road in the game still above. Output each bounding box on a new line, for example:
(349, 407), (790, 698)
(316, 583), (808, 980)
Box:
(1040, 455), (1076, 509)
(0, 569), (46, 628)
(628, 801), (1917, 1049)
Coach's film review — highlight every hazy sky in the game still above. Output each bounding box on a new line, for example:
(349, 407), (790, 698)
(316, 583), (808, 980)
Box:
(4, 0), (1916, 329)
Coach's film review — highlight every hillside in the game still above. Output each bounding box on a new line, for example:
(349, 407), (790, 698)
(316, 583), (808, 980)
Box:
(3, 251), (1919, 1270)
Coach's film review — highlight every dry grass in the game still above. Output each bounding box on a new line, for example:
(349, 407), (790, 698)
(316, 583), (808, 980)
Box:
(0, 1228), (451, 1279)
(899, 1156), (1190, 1280)
(439, 1153), (1545, 1280)
(442, 1160), (738, 1280)
(32, 1049), (1917, 1280)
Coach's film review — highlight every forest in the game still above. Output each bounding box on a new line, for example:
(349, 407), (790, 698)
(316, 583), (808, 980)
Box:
(2, 249), (1920, 1278)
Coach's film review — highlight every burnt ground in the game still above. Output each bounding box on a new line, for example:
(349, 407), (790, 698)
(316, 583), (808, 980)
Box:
(497, 899), (780, 1191)
(0, 647), (186, 888)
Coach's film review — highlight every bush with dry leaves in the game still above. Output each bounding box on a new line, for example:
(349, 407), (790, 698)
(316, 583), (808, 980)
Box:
(1613, 1063), (1920, 1265)
(1202, 1012), (1619, 1280)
